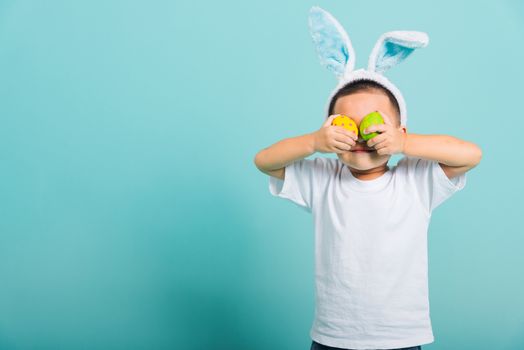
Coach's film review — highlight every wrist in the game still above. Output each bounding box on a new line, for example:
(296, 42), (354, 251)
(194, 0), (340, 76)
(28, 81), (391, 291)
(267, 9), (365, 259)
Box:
(402, 132), (418, 156)
(401, 132), (408, 154)
(307, 132), (318, 154)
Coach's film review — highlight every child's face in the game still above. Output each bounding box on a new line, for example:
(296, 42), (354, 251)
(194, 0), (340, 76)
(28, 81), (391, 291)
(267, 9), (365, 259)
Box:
(332, 90), (404, 171)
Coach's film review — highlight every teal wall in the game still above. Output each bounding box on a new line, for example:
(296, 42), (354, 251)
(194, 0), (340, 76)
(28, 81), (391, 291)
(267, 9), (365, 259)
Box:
(0, 1), (522, 349)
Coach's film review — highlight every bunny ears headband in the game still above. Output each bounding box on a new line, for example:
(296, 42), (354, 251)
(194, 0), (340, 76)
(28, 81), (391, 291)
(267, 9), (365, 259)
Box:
(308, 6), (429, 126)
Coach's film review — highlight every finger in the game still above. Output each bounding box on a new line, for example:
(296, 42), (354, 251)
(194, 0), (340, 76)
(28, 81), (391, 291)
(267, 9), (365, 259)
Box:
(334, 133), (356, 147)
(368, 139), (386, 152)
(334, 140), (351, 151)
(340, 136), (357, 147)
(323, 115), (335, 127)
(332, 145), (344, 154)
(324, 114), (340, 127)
(333, 145), (350, 154)
(375, 142), (390, 154)
(377, 110), (393, 126)
(334, 127), (358, 141)
(366, 133), (386, 148)
(364, 124), (388, 134)
(332, 145), (347, 154)
(374, 141), (388, 151)
(376, 146), (390, 156)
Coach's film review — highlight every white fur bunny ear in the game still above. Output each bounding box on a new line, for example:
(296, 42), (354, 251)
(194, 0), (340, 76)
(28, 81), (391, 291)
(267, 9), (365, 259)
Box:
(368, 31), (429, 74)
(308, 6), (356, 79)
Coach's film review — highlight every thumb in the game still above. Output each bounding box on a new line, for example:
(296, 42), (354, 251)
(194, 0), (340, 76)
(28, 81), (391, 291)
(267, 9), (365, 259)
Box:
(323, 114), (339, 127)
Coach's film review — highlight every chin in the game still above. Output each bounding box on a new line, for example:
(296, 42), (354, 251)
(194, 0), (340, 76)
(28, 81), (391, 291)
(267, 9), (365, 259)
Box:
(337, 152), (390, 170)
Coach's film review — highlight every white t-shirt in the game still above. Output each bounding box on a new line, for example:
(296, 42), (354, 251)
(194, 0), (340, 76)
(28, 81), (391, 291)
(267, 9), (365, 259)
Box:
(268, 155), (466, 349)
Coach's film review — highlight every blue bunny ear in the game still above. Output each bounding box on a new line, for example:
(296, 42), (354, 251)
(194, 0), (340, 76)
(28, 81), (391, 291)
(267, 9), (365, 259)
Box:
(308, 6), (355, 79)
(368, 31), (429, 74)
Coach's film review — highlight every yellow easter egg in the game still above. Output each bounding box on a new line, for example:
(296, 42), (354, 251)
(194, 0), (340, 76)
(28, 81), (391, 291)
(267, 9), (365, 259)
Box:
(331, 115), (359, 138)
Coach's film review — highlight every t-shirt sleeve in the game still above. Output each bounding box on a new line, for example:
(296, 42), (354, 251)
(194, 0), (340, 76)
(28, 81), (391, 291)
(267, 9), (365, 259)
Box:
(268, 157), (330, 213)
(400, 156), (467, 213)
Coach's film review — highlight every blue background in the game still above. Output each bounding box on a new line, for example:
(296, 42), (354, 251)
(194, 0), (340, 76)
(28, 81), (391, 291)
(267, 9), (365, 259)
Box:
(0, 1), (522, 349)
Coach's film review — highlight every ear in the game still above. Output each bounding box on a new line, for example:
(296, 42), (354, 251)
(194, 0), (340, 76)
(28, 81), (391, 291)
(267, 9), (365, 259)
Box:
(308, 6), (356, 79)
(368, 31), (429, 74)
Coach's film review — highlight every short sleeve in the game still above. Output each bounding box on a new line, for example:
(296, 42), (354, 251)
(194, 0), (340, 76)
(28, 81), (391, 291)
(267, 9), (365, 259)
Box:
(268, 157), (330, 213)
(399, 156), (467, 213)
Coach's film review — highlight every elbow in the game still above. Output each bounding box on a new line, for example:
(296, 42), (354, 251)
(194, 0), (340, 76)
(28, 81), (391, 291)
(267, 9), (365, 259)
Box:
(253, 152), (261, 169)
(253, 150), (266, 171)
(469, 144), (483, 168)
(474, 144), (482, 165)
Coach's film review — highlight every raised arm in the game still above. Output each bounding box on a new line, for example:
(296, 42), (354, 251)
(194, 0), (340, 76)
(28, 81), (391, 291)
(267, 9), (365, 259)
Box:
(254, 115), (357, 180)
(363, 109), (483, 180)
(401, 133), (482, 179)
(254, 133), (316, 180)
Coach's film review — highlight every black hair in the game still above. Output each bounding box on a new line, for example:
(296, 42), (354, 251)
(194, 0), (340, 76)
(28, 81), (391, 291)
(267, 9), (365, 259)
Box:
(327, 79), (401, 125)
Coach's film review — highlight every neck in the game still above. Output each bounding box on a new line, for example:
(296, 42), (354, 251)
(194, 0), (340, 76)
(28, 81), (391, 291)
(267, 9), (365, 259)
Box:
(349, 163), (389, 181)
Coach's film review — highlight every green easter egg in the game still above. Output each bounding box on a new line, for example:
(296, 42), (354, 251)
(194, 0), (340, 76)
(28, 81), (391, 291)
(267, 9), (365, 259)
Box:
(359, 111), (384, 141)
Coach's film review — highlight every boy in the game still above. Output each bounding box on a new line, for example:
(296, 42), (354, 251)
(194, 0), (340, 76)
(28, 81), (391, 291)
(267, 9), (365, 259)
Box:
(254, 7), (482, 349)
(253, 79), (481, 350)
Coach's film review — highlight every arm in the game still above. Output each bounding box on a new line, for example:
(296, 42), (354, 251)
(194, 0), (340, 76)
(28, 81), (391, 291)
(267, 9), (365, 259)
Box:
(402, 133), (482, 179)
(253, 133), (316, 180)
(254, 115), (357, 180)
(364, 110), (483, 180)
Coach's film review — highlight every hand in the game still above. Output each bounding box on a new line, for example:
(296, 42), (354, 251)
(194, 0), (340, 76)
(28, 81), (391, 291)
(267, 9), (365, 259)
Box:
(312, 114), (358, 154)
(364, 110), (407, 155)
